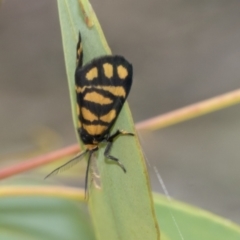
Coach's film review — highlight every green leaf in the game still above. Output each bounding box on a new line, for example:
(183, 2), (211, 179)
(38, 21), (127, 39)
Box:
(1, 185), (240, 240)
(154, 194), (240, 240)
(57, 0), (160, 239)
(0, 186), (95, 240)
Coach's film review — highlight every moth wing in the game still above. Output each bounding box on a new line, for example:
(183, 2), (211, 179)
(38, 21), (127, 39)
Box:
(75, 55), (133, 136)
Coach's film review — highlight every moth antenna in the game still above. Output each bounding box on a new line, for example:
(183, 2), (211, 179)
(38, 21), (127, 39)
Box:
(76, 31), (83, 68)
(44, 150), (88, 179)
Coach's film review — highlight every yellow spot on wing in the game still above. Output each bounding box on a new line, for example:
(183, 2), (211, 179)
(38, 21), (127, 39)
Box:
(81, 107), (98, 122)
(102, 86), (126, 97)
(83, 124), (107, 135)
(84, 92), (113, 104)
(86, 67), (98, 80)
(76, 86), (84, 93)
(100, 109), (116, 122)
(76, 85), (126, 97)
(117, 65), (128, 79)
(103, 63), (113, 78)
(76, 104), (80, 116)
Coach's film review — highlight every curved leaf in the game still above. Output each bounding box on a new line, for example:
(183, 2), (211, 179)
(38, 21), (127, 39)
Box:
(57, 0), (160, 239)
(154, 194), (240, 240)
(0, 186), (95, 240)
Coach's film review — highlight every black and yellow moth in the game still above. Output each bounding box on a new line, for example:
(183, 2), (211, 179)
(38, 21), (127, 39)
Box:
(46, 32), (134, 193)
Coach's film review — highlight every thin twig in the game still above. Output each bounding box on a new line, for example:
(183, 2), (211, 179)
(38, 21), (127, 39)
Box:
(0, 144), (80, 180)
(136, 89), (240, 130)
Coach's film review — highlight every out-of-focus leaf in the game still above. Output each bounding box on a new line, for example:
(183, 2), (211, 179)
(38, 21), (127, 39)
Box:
(154, 193), (240, 240)
(1, 184), (240, 240)
(0, 186), (95, 240)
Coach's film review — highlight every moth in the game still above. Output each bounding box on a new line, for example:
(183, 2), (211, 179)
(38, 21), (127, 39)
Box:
(46, 32), (134, 194)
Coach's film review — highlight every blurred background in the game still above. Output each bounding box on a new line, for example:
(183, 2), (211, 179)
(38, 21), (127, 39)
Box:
(0, 0), (240, 224)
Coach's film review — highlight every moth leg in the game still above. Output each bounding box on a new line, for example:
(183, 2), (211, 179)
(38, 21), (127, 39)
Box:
(107, 129), (134, 142)
(104, 142), (126, 173)
(104, 129), (134, 172)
